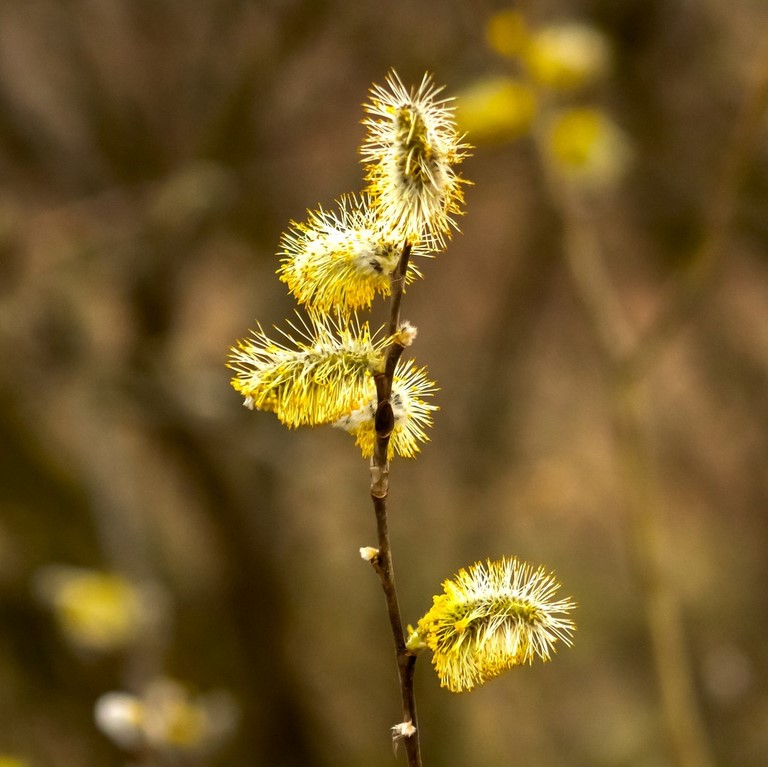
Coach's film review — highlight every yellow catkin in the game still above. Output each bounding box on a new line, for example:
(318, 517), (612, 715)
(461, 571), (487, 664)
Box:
(333, 359), (438, 459)
(361, 71), (470, 247)
(277, 193), (433, 317)
(228, 313), (389, 428)
(415, 557), (576, 692)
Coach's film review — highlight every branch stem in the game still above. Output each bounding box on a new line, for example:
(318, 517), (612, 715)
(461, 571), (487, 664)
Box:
(367, 240), (422, 767)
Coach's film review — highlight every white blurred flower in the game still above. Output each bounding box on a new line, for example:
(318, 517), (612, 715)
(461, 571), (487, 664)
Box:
(94, 692), (145, 750)
(95, 677), (239, 755)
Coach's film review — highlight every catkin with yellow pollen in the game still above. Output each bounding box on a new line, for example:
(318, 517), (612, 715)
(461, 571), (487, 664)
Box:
(361, 71), (471, 247)
(412, 557), (576, 692)
(333, 358), (438, 459)
(228, 312), (389, 428)
(277, 193), (435, 317)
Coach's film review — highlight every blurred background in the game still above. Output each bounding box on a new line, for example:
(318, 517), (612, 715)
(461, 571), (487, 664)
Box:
(1, 0), (768, 765)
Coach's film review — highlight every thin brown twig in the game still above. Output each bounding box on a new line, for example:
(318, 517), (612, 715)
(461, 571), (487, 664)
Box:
(559, 192), (633, 365)
(367, 240), (422, 767)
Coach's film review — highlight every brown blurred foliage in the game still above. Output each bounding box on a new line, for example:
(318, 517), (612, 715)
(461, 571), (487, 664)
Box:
(1, 1), (768, 766)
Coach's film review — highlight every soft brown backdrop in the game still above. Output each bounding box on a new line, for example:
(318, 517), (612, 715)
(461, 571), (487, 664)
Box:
(1, 1), (767, 765)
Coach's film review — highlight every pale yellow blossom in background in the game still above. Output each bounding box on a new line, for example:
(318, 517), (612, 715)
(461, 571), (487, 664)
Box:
(0, 757), (28, 767)
(34, 565), (162, 652)
(485, 9), (528, 59)
(455, 77), (537, 143)
(524, 22), (611, 91)
(544, 107), (630, 187)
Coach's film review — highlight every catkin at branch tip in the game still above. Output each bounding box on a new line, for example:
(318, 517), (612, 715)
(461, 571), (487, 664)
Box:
(361, 70), (471, 248)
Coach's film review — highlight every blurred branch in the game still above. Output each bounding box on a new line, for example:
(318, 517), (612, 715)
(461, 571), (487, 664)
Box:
(541, 29), (768, 767)
(548, 179), (715, 767)
(610, 375), (716, 767)
(560, 195), (633, 364)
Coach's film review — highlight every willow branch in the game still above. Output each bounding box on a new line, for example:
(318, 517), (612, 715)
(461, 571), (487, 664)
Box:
(366, 240), (421, 767)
